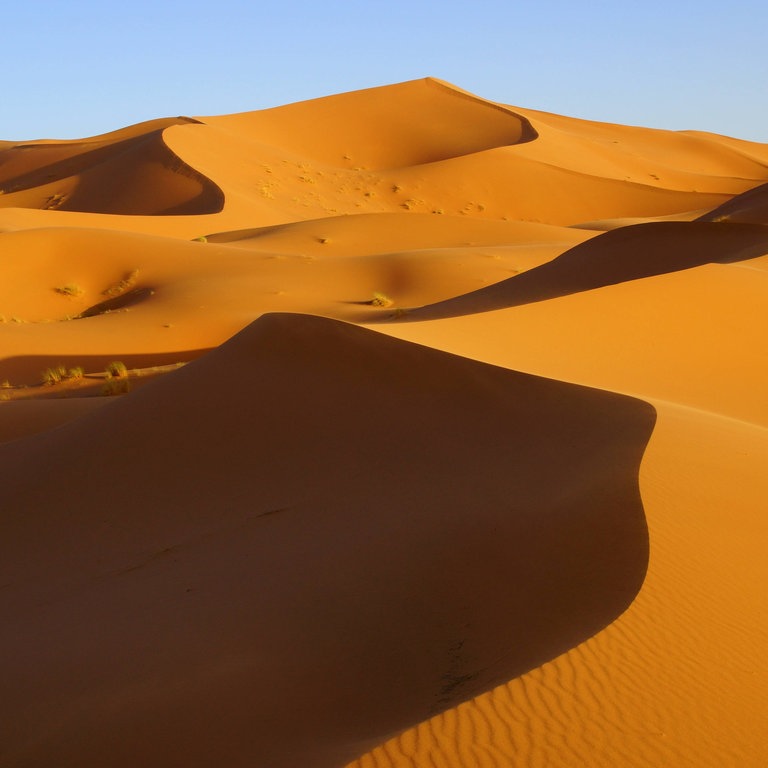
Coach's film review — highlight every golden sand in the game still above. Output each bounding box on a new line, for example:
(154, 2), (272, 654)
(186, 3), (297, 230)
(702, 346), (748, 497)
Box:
(1, 78), (767, 767)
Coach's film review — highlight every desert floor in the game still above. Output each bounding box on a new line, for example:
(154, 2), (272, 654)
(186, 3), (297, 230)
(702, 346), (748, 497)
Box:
(1, 78), (767, 767)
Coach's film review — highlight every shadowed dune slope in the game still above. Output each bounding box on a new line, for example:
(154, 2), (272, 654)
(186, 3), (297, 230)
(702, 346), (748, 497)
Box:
(698, 180), (768, 224)
(402, 220), (768, 320)
(0, 398), (109, 442)
(0, 313), (655, 768)
(0, 117), (223, 215)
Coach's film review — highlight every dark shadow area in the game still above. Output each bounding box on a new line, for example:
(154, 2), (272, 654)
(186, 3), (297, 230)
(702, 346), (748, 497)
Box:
(77, 287), (156, 318)
(390, 221), (768, 321)
(696, 181), (768, 224)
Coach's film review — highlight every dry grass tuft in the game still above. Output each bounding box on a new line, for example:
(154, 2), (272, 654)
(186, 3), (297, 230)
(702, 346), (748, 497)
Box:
(105, 361), (128, 379)
(370, 291), (394, 308)
(41, 365), (67, 385)
(54, 284), (84, 298)
(101, 378), (131, 396)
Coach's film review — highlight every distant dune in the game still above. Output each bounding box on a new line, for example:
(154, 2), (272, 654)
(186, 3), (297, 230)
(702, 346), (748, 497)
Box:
(1, 78), (767, 767)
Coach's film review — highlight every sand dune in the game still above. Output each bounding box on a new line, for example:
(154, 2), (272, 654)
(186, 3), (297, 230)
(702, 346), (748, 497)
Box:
(1, 79), (767, 767)
(0, 117), (223, 216)
(0, 314), (655, 767)
(400, 219), (768, 320)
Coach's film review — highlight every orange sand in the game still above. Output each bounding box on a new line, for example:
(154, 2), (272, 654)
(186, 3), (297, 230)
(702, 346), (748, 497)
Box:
(1, 77), (767, 767)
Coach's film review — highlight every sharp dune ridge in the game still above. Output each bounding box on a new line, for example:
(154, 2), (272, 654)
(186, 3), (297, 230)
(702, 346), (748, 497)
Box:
(1, 79), (767, 767)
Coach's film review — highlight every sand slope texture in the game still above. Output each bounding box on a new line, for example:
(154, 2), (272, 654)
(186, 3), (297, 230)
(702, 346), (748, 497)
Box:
(1, 77), (767, 767)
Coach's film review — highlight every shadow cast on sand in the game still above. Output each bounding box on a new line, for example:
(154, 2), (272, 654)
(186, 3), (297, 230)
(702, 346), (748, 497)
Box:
(0, 314), (656, 767)
(696, 181), (768, 225)
(390, 221), (768, 321)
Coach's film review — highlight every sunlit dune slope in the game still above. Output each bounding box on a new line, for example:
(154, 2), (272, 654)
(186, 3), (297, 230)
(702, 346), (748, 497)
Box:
(206, 77), (538, 169)
(0, 313), (655, 768)
(167, 78), (764, 227)
(2, 78), (767, 236)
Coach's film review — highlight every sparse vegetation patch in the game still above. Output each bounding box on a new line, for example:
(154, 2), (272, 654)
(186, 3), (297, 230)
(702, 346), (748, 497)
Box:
(41, 365), (86, 385)
(370, 291), (394, 308)
(41, 366), (67, 385)
(105, 361), (128, 379)
(54, 284), (84, 298)
(101, 378), (131, 396)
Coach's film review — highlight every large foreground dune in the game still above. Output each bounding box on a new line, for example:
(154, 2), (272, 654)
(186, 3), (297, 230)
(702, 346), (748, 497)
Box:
(1, 77), (767, 767)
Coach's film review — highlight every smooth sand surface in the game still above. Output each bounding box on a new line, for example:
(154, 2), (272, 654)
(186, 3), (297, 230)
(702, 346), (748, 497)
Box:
(1, 77), (767, 767)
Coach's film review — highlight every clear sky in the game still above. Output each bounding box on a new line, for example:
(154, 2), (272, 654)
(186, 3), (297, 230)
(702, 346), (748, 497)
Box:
(4, 0), (767, 142)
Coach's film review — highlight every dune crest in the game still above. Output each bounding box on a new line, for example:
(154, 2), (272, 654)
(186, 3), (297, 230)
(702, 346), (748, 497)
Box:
(204, 77), (538, 171)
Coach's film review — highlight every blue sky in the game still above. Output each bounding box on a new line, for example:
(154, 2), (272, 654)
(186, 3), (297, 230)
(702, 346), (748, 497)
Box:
(4, 0), (767, 142)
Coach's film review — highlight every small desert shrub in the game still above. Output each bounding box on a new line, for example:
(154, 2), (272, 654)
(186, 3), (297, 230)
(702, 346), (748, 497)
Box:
(43, 193), (66, 210)
(65, 367), (84, 381)
(101, 378), (131, 396)
(54, 284), (84, 297)
(42, 365), (68, 385)
(1, 379), (12, 388)
(105, 361), (128, 379)
(370, 291), (394, 308)
(192, 235), (208, 243)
